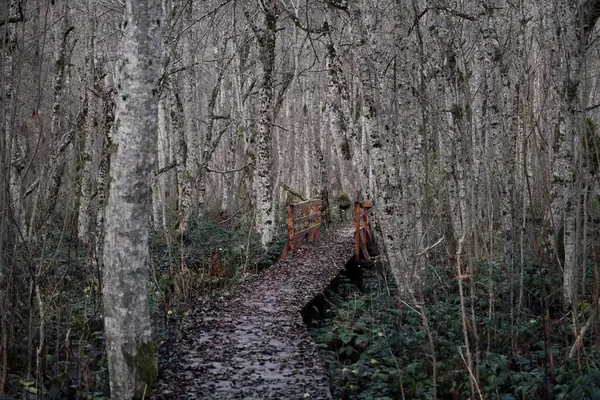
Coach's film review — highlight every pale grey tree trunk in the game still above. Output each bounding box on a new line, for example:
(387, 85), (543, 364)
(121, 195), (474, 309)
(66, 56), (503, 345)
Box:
(549, 0), (600, 305)
(481, 2), (516, 241)
(182, 1), (201, 217)
(310, 92), (322, 197)
(102, 0), (161, 397)
(302, 91), (312, 198)
(29, 0), (74, 237)
(554, 3), (580, 307)
(78, 0), (98, 246)
(95, 88), (114, 286)
(349, 4), (403, 289)
(161, 0), (194, 236)
(197, 51), (231, 218)
(1, 0), (22, 391)
(4, 0), (25, 237)
(226, 25), (252, 213)
(153, 98), (170, 230)
(248, 1), (278, 247)
(345, 1), (423, 295)
(324, 36), (352, 194)
(169, 76), (193, 234)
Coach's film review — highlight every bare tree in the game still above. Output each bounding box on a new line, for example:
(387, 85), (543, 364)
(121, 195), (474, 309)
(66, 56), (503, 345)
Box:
(246, 0), (278, 247)
(102, 0), (161, 397)
(549, 0), (600, 306)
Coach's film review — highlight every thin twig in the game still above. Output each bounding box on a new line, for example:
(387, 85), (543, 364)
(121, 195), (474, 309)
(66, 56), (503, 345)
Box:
(207, 162), (253, 174)
(417, 236), (444, 257)
(219, 207), (245, 224)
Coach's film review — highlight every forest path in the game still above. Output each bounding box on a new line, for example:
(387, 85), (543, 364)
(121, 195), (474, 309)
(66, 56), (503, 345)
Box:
(150, 223), (355, 399)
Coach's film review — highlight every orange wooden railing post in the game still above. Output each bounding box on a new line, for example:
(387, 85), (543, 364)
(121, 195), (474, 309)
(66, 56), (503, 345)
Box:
(288, 204), (295, 253)
(304, 206), (312, 242)
(281, 204), (294, 260)
(354, 201), (360, 261)
(362, 207), (368, 241)
(353, 200), (373, 262)
(361, 201), (373, 243)
(313, 203), (321, 241)
(281, 199), (323, 260)
(284, 198), (371, 262)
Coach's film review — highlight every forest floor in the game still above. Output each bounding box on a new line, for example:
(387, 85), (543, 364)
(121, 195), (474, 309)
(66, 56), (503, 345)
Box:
(150, 223), (355, 399)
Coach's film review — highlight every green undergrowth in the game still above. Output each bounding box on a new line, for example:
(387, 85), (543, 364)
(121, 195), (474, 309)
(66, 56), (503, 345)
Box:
(3, 211), (286, 398)
(149, 214), (286, 330)
(309, 262), (600, 399)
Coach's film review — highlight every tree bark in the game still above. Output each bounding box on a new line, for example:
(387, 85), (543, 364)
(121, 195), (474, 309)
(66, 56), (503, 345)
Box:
(78, 0), (98, 247)
(4, 0), (24, 237)
(102, 0), (161, 397)
(0, 1), (22, 391)
(29, 0), (74, 237)
(549, 0), (600, 306)
(248, 0), (278, 247)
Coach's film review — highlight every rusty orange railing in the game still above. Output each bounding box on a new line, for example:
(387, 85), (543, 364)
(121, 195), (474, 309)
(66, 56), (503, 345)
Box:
(354, 200), (373, 261)
(281, 199), (322, 260)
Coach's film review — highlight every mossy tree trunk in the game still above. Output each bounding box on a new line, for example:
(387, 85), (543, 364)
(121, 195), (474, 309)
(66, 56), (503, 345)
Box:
(102, 0), (161, 397)
(247, 0), (278, 248)
(77, 0), (99, 255)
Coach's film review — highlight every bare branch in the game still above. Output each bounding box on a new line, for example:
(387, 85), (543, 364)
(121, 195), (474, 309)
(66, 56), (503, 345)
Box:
(207, 162), (254, 174)
(409, 6), (476, 36)
(281, 5), (328, 34)
(155, 161), (177, 176)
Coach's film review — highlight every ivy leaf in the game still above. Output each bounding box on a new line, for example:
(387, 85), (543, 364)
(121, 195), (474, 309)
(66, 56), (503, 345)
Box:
(19, 380), (37, 395)
(354, 334), (369, 346)
(406, 362), (420, 374)
(340, 331), (355, 344)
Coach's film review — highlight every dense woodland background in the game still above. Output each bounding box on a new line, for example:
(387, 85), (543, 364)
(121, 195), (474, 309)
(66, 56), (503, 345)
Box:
(3, 0), (600, 398)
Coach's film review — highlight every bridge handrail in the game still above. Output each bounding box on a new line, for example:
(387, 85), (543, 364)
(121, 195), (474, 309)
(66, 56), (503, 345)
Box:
(354, 200), (374, 261)
(281, 199), (321, 260)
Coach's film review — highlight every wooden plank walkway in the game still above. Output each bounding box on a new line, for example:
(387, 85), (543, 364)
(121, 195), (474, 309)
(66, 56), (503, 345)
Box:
(151, 223), (355, 399)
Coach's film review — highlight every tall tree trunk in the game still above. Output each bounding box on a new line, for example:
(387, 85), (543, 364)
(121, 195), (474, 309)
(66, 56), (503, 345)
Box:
(95, 88), (115, 297)
(550, 0), (600, 306)
(248, 1), (278, 247)
(197, 51), (231, 219)
(78, 0), (98, 247)
(347, 1), (420, 294)
(102, 0), (161, 397)
(153, 98), (169, 230)
(1, 1), (23, 391)
(324, 18), (365, 196)
(29, 0), (74, 237)
(4, 0), (24, 238)
(182, 1), (203, 221)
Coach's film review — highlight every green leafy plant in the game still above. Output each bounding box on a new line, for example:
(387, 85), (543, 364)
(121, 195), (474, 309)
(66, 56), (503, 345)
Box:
(309, 261), (600, 399)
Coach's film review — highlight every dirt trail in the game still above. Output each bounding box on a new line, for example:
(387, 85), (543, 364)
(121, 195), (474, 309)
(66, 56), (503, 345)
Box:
(151, 224), (354, 399)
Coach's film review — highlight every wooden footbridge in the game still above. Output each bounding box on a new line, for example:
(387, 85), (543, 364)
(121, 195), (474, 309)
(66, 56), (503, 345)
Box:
(281, 199), (374, 262)
(151, 199), (374, 399)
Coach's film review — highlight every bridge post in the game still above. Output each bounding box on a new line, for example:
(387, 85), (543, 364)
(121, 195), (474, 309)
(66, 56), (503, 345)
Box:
(354, 201), (373, 262)
(314, 203), (321, 241)
(282, 204), (295, 260)
(354, 202), (360, 261)
(281, 199), (322, 260)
